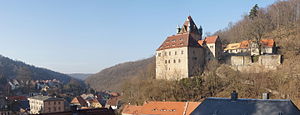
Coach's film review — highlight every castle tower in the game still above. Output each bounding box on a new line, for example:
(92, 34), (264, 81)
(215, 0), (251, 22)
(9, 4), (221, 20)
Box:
(155, 16), (205, 80)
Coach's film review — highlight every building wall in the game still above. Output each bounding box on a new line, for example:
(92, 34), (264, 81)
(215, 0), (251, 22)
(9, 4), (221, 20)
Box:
(44, 100), (65, 113)
(188, 47), (205, 77)
(29, 99), (44, 114)
(156, 47), (189, 80)
(230, 55), (281, 73)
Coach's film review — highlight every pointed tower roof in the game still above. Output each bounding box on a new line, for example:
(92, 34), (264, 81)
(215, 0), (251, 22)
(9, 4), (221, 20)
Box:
(179, 16), (199, 34)
(156, 16), (202, 51)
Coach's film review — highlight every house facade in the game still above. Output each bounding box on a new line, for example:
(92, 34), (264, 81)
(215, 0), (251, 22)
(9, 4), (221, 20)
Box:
(224, 39), (276, 56)
(28, 95), (65, 114)
(156, 16), (205, 80)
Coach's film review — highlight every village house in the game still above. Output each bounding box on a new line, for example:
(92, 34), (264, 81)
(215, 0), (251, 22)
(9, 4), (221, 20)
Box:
(70, 94), (103, 109)
(122, 101), (200, 115)
(191, 91), (300, 115)
(224, 39), (276, 56)
(28, 95), (65, 114)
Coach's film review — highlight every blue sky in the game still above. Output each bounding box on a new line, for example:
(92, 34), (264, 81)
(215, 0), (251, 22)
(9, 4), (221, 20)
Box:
(0, 0), (277, 74)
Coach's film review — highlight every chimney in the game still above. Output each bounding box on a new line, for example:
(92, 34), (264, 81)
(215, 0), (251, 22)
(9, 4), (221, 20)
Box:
(231, 91), (238, 101)
(262, 93), (270, 99)
(176, 25), (181, 34)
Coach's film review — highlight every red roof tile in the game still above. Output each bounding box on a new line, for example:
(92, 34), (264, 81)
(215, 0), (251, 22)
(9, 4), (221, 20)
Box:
(122, 105), (142, 115)
(71, 96), (88, 107)
(260, 39), (275, 47)
(204, 36), (219, 44)
(157, 33), (201, 51)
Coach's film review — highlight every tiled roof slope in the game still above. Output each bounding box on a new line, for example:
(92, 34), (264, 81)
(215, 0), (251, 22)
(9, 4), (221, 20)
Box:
(157, 33), (201, 51)
(122, 105), (142, 115)
(140, 101), (200, 115)
(204, 36), (219, 44)
(191, 97), (300, 115)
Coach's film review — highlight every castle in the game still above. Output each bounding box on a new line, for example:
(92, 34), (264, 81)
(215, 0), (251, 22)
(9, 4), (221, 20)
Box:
(155, 16), (222, 80)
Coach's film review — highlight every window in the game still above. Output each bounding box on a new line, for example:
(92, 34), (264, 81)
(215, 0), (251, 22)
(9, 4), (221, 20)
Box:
(172, 39), (176, 42)
(168, 60), (170, 63)
(173, 59), (176, 63)
(165, 60), (167, 64)
(158, 53), (161, 57)
(169, 52), (171, 55)
(178, 59), (181, 63)
(58, 102), (61, 105)
(181, 51), (184, 54)
(193, 50), (195, 54)
(210, 46), (214, 48)
(175, 51), (177, 55)
(54, 102), (56, 105)
(58, 107), (61, 111)
(165, 52), (167, 56)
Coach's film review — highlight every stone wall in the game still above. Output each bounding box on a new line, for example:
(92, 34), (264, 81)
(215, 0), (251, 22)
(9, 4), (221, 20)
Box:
(229, 55), (281, 73)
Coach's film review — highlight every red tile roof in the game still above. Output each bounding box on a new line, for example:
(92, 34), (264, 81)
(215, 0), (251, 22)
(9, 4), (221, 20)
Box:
(71, 96), (88, 107)
(106, 97), (118, 106)
(198, 40), (205, 46)
(157, 33), (201, 51)
(240, 40), (250, 49)
(122, 105), (142, 115)
(204, 36), (219, 44)
(140, 101), (200, 115)
(7, 96), (27, 101)
(260, 39), (275, 47)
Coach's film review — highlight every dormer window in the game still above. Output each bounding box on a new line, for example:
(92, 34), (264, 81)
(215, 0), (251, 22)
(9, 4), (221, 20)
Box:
(172, 39), (176, 42)
(179, 38), (183, 41)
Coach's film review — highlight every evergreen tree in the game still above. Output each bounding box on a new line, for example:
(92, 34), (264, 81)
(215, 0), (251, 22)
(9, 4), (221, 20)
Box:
(249, 4), (259, 20)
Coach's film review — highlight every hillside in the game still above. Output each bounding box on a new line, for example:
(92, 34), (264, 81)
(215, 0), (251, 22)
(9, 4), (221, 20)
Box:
(68, 73), (92, 80)
(0, 55), (73, 83)
(85, 57), (155, 91)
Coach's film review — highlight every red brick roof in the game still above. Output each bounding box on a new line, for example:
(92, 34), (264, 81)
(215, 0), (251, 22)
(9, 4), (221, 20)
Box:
(7, 96), (27, 101)
(106, 97), (118, 106)
(71, 96), (88, 107)
(122, 105), (142, 115)
(140, 101), (200, 115)
(240, 40), (250, 49)
(157, 33), (201, 51)
(198, 40), (205, 46)
(260, 39), (275, 47)
(204, 35), (219, 44)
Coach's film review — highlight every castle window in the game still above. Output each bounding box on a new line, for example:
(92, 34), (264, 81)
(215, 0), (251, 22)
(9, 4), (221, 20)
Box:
(172, 39), (176, 42)
(193, 50), (195, 54)
(181, 51), (184, 54)
(169, 52), (171, 55)
(210, 46), (214, 48)
(175, 51), (177, 55)
(165, 60), (167, 64)
(168, 60), (170, 63)
(179, 38), (183, 41)
(158, 53), (161, 57)
(174, 59), (176, 63)
(178, 59), (181, 63)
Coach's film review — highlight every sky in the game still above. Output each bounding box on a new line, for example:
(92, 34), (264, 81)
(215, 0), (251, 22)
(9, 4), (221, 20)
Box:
(0, 0), (277, 74)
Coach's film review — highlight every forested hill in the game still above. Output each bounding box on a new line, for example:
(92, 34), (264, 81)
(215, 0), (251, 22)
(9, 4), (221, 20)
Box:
(85, 57), (155, 91)
(0, 55), (73, 83)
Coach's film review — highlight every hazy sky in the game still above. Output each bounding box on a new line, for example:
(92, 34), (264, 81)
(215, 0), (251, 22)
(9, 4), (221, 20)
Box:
(0, 0), (277, 74)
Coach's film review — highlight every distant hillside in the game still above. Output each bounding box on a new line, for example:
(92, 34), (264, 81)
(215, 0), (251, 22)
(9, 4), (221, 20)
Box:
(68, 73), (92, 80)
(85, 57), (155, 91)
(0, 55), (73, 84)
